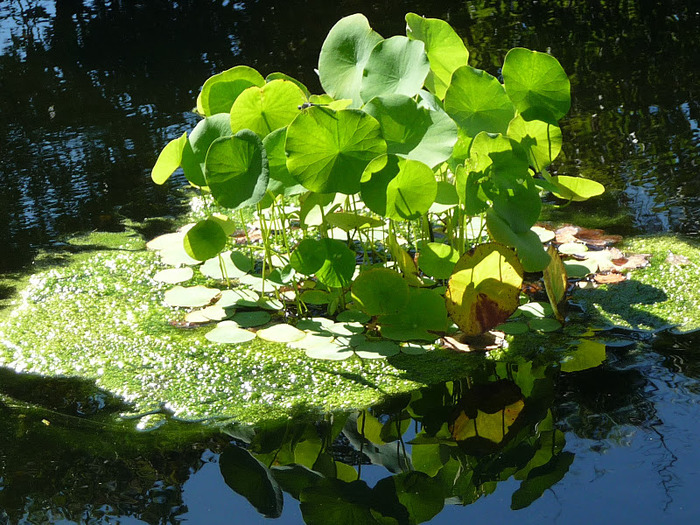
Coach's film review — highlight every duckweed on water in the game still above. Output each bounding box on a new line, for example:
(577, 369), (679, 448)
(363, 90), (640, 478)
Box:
(2, 232), (700, 427)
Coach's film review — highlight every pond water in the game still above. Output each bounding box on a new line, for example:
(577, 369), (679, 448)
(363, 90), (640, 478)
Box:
(1, 0), (699, 523)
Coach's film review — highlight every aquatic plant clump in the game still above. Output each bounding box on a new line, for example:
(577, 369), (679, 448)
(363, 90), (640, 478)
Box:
(150, 13), (607, 354)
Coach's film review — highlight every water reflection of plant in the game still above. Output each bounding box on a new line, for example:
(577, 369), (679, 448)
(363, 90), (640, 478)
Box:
(221, 359), (575, 522)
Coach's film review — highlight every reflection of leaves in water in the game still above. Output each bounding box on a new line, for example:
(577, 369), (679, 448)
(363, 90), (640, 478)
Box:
(511, 451), (575, 510)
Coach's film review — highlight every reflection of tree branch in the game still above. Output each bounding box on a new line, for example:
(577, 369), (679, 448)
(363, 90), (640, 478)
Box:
(648, 423), (679, 512)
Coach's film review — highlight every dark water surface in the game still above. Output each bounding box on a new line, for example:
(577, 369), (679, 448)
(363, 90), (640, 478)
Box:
(1, 1), (700, 523)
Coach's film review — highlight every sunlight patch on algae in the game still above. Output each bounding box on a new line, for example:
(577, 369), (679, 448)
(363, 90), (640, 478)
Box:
(573, 235), (700, 333)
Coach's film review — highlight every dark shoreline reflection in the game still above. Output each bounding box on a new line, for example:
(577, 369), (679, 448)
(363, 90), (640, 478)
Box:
(1, 1), (698, 271)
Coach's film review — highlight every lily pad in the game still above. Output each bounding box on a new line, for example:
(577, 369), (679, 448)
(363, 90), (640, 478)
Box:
(257, 323), (307, 343)
(218, 288), (260, 308)
(233, 311), (272, 328)
(378, 287), (448, 341)
(351, 268), (409, 316)
(354, 340), (400, 359)
(153, 267), (193, 284)
(183, 218), (228, 261)
(416, 242), (460, 280)
(197, 65), (265, 116)
(205, 321), (257, 344)
(230, 80), (307, 137)
(304, 341), (355, 361)
(200, 252), (250, 281)
(164, 285), (220, 308)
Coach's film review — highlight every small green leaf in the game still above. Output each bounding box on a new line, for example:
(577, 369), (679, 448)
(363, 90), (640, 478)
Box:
(551, 175), (605, 201)
(152, 132), (187, 185)
(183, 218), (228, 261)
(507, 115), (562, 171)
(181, 114), (232, 187)
(405, 13), (469, 99)
(528, 317), (562, 332)
(318, 14), (383, 107)
(360, 35), (430, 103)
(197, 65), (265, 116)
(416, 241), (460, 280)
(204, 129), (269, 209)
(502, 48), (571, 124)
(379, 287), (448, 341)
(315, 239), (356, 288)
(290, 239), (327, 276)
(560, 340), (606, 372)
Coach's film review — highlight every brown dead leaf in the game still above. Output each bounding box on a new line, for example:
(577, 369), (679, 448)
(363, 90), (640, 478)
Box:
(665, 253), (691, 266)
(555, 224), (622, 247)
(442, 331), (505, 352)
(593, 272), (627, 284)
(611, 253), (651, 271)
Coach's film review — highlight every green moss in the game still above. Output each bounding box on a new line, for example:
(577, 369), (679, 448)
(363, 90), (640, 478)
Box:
(572, 234), (700, 332)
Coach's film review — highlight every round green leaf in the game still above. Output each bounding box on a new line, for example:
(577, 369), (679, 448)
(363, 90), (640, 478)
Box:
(378, 287), (448, 341)
(197, 65), (265, 116)
(304, 342), (354, 361)
(485, 211), (552, 272)
(361, 155), (437, 221)
(164, 285), (221, 308)
(204, 129), (269, 209)
(200, 251), (249, 280)
(444, 66), (515, 137)
(288, 333), (335, 351)
(290, 239), (327, 276)
(405, 13), (469, 100)
(528, 317), (562, 333)
(551, 175), (605, 202)
(232, 311), (271, 328)
(507, 114), (562, 171)
(336, 310), (371, 323)
(262, 127), (306, 200)
(205, 321), (256, 344)
(363, 94), (458, 168)
(181, 113), (232, 187)
(151, 132), (187, 185)
(230, 80), (307, 137)
(430, 181), (459, 214)
(502, 48), (571, 124)
(354, 340), (400, 359)
(445, 243), (524, 336)
(360, 35), (430, 103)
(257, 323), (307, 343)
(496, 321), (530, 335)
(285, 107), (386, 194)
(318, 14), (383, 108)
(218, 288), (260, 308)
(183, 218), (228, 261)
(315, 239), (356, 289)
(265, 72), (311, 98)
(153, 267), (193, 284)
(416, 241), (460, 279)
(351, 268), (410, 316)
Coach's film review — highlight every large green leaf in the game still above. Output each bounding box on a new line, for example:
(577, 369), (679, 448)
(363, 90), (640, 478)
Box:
(445, 243), (523, 336)
(261, 127), (306, 200)
(180, 114), (232, 187)
(351, 268), (409, 315)
(285, 107), (386, 194)
(507, 115), (562, 171)
(204, 129), (269, 209)
(485, 210), (551, 272)
(416, 241), (460, 280)
(444, 66), (515, 138)
(405, 13), (469, 99)
(363, 94), (458, 168)
(502, 48), (571, 124)
(360, 155), (437, 221)
(197, 65), (265, 116)
(318, 14), (383, 108)
(230, 80), (307, 137)
(378, 287), (448, 341)
(183, 218), (228, 261)
(551, 175), (605, 201)
(290, 238), (327, 276)
(220, 445), (284, 518)
(360, 35), (430, 103)
(151, 132), (187, 185)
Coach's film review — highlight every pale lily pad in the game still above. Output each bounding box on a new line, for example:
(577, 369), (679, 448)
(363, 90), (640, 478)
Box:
(218, 288), (260, 308)
(531, 226), (555, 243)
(164, 285), (220, 308)
(558, 242), (589, 255)
(200, 251), (249, 280)
(324, 322), (365, 337)
(560, 340), (606, 372)
(563, 259), (597, 278)
(205, 321), (257, 344)
(146, 231), (186, 252)
(257, 323), (306, 343)
(153, 267), (194, 284)
(518, 302), (554, 318)
(304, 341), (355, 361)
(296, 317), (336, 333)
(288, 333), (335, 351)
(258, 298), (285, 311)
(233, 311), (272, 328)
(354, 340), (400, 359)
(183, 310), (214, 324)
(238, 274), (281, 293)
(200, 305), (236, 321)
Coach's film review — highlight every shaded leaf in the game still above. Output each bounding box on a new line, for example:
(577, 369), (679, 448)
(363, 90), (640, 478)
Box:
(183, 218), (228, 261)
(351, 268), (410, 316)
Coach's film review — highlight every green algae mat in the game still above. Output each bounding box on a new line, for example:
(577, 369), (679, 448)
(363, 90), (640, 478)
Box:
(1, 232), (699, 427)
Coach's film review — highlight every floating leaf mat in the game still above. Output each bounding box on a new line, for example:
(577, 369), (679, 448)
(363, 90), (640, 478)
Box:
(1, 234), (699, 427)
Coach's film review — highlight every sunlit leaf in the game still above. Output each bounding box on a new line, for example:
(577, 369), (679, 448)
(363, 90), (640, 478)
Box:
(363, 94), (457, 168)
(230, 80), (307, 137)
(324, 212), (384, 232)
(351, 268), (409, 315)
(151, 132), (187, 185)
(405, 13), (469, 99)
(551, 175), (605, 201)
(486, 211), (552, 272)
(502, 48), (570, 125)
(286, 107), (386, 194)
(543, 245), (567, 322)
(181, 114), (232, 187)
(360, 36), (430, 103)
(164, 285), (220, 308)
(361, 155), (437, 221)
(153, 267), (193, 284)
(290, 239), (327, 276)
(444, 66), (515, 137)
(507, 114), (562, 171)
(204, 129), (269, 209)
(265, 72), (311, 97)
(262, 127), (306, 200)
(445, 243), (524, 335)
(318, 14), (383, 107)
(315, 239), (357, 288)
(183, 218), (228, 261)
(416, 241), (460, 280)
(197, 65), (265, 116)
(205, 321), (256, 344)
(257, 323), (307, 343)
(304, 341), (354, 361)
